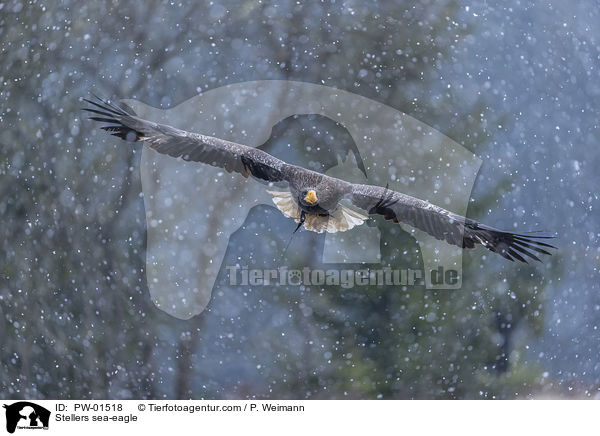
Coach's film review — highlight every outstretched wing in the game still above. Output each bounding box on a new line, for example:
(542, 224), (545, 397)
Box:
(349, 183), (555, 263)
(83, 97), (289, 182)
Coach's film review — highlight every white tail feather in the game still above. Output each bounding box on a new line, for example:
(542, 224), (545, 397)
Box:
(267, 190), (367, 233)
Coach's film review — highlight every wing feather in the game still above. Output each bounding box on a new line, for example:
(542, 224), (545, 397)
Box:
(83, 97), (289, 182)
(349, 183), (555, 263)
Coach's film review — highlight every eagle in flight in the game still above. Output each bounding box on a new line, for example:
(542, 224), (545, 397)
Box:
(84, 97), (555, 263)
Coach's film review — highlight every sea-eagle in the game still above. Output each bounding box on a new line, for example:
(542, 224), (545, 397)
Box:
(84, 97), (555, 263)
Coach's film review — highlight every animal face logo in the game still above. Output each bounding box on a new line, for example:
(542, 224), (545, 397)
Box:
(118, 80), (481, 319)
(3, 402), (50, 433)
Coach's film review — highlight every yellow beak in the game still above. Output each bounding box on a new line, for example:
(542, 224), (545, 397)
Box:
(304, 190), (318, 204)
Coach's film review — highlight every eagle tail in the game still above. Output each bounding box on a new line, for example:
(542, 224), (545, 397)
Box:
(267, 190), (367, 233)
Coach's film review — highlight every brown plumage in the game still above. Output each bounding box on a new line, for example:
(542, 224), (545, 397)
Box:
(84, 96), (555, 263)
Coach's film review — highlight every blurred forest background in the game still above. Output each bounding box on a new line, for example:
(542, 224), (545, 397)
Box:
(1, 0), (599, 399)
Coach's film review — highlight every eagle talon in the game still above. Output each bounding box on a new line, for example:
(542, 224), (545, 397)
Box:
(294, 211), (306, 233)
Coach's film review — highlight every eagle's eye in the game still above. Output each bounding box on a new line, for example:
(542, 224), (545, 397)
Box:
(303, 189), (318, 204)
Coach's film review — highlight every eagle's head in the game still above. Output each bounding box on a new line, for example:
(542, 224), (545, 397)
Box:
(301, 189), (319, 205)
